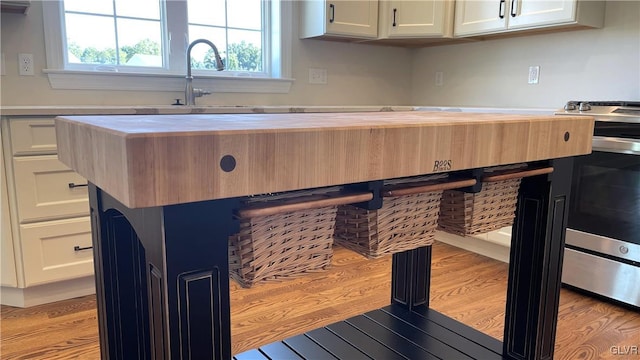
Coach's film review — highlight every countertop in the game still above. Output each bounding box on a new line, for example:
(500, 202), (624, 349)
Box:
(55, 111), (593, 208)
(0, 105), (415, 116)
(0, 105), (557, 116)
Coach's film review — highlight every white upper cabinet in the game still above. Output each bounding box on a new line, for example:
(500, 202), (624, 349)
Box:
(379, 0), (454, 38)
(454, 0), (605, 37)
(509, 0), (576, 29)
(454, 0), (506, 36)
(300, 0), (379, 39)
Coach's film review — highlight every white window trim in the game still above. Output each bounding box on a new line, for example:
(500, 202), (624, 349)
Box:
(41, 1), (293, 94)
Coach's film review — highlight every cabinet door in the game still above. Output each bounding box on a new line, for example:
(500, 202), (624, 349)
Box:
(1, 131), (17, 287)
(454, 0), (508, 37)
(9, 118), (57, 155)
(12, 155), (89, 223)
(508, 0), (576, 29)
(383, 0), (454, 38)
(20, 217), (93, 286)
(326, 0), (378, 38)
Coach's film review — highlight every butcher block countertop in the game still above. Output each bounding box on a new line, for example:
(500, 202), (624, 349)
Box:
(55, 111), (594, 208)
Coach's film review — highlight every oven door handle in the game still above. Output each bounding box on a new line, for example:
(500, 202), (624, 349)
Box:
(592, 136), (640, 155)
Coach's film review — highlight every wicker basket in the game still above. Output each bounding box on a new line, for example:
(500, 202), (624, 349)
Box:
(334, 175), (474, 259)
(228, 188), (371, 288)
(437, 165), (553, 236)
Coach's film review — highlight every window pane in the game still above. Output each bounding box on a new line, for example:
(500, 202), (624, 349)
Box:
(187, 0), (264, 73)
(188, 25), (227, 70)
(117, 19), (163, 67)
(65, 14), (117, 65)
(115, 0), (160, 20)
(227, 0), (261, 30)
(188, 0), (226, 26)
(64, 0), (113, 15)
(227, 29), (262, 71)
(59, 0), (270, 75)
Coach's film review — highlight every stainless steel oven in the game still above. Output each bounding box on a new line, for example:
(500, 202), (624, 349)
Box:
(556, 101), (640, 308)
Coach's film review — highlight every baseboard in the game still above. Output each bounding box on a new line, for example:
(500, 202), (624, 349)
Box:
(434, 230), (511, 263)
(0, 276), (95, 308)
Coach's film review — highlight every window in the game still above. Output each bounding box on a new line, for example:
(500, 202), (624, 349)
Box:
(42, 0), (292, 93)
(63, 0), (164, 69)
(186, 0), (264, 72)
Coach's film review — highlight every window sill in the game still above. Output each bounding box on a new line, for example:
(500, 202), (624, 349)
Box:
(43, 69), (294, 94)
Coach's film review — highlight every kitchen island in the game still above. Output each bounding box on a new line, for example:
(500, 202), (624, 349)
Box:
(55, 111), (593, 359)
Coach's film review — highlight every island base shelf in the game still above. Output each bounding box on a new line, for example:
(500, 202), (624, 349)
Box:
(234, 304), (506, 360)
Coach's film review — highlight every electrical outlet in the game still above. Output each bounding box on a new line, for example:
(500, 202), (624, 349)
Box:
(528, 65), (540, 84)
(308, 68), (327, 84)
(435, 71), (444, 86)
(19, 53), (34, 76)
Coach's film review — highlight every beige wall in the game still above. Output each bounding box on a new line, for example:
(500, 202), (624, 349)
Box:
(411, 1), (640, 108)
(0, 2), (413, 106)
(2, 1), (638, 108)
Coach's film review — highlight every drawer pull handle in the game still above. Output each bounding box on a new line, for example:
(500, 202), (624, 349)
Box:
(68, 182), (89, 189)
(74, 245), (93, 252)
(329, 4), (335, 23)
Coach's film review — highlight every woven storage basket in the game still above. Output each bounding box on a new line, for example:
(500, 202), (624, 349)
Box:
(334, 175), (474, 259)
(437, 165), (553, 236)
(228, 188), (371, 288)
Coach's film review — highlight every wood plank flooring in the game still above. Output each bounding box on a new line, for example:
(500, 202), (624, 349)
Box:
(1, 241), (639, 359)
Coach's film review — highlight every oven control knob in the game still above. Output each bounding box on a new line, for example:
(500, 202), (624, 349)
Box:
(564, 101), (577, 111)
(578, 102), (592, 111)
(619, 245), (629, 255)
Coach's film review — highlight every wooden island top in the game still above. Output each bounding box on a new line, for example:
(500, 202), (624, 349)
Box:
(55, 111), (593, 208)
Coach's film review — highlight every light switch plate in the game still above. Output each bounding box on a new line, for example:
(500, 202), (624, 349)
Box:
(1, 53), (5, 76)
(528, 66), (540, 84)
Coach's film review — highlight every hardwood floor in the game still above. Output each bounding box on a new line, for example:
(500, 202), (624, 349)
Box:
(1, 241), (639, 359)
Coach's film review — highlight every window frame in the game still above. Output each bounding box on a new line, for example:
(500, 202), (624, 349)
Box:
(42, 0), (292, 94)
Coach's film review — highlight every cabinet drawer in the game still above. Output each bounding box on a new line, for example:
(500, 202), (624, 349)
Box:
(9, 118), (57, 155)
(20, 217), (93, 287)
(13, 155), (89, 222)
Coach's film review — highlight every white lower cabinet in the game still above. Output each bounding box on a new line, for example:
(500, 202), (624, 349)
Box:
(435, 226), (513, 263)
(1, 117), (94, 307)
(13, 155), (89, 222)
(1, 130), (18, 288)
(20, 217), (93, 287)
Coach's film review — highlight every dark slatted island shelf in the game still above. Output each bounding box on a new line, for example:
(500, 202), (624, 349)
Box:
(235, 305), (505, 360)
(54, 111), (594, 360)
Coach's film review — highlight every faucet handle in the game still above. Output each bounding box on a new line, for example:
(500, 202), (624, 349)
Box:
(193, 88), (212, 98)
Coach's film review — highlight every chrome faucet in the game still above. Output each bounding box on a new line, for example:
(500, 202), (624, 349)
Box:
(185, 39), (224, 106)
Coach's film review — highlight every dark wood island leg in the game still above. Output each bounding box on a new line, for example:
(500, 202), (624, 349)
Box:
(391, 247), (432, 311)
(504, 157), (573, 360)
(89, 184), (239, 360)
(388, 159), (573, 360)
